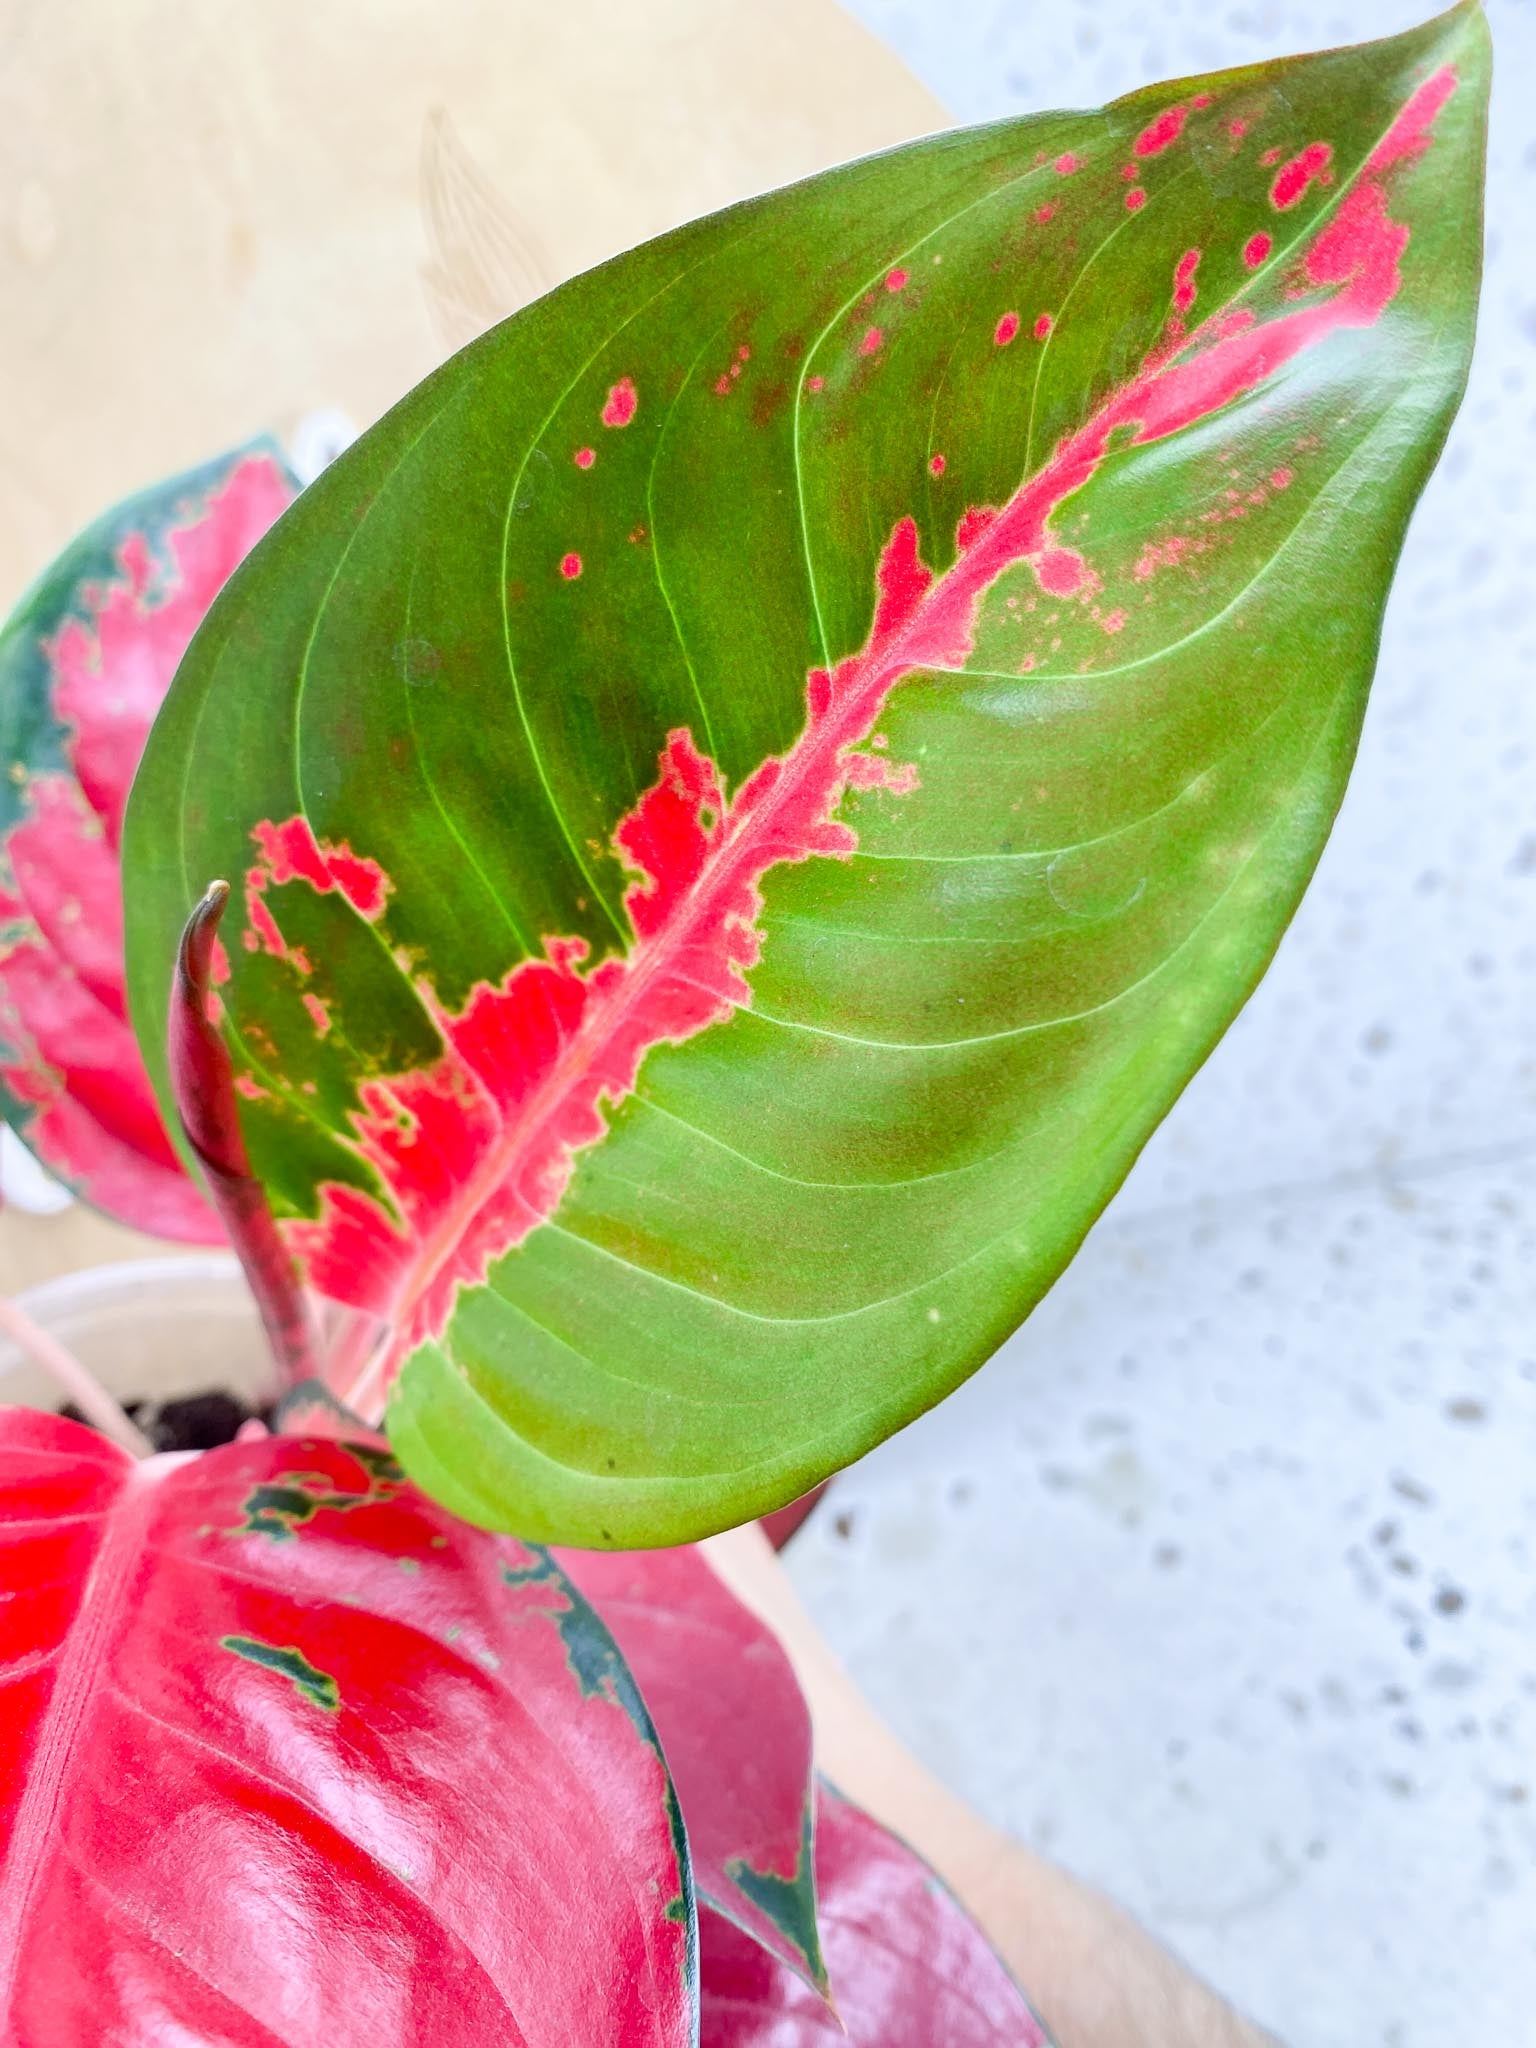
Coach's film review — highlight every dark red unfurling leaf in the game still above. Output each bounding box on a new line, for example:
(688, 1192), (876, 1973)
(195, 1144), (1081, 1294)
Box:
(0, 1410), (695, 2046)
(559, 1542), (825, 1994)
(759, 1484), (830, 1552)
(172, 880), (319, 1382)
(700, 1782), (1051, 2045)
(0, 447), (295, 1237)
(124, 14), (1488, 1543)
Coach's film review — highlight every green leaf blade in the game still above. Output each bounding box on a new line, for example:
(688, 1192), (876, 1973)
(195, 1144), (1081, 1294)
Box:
(127, 6), (1489, 1544)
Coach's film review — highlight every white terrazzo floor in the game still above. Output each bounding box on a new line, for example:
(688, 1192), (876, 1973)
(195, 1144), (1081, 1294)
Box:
(787, 3), (1536, 2040)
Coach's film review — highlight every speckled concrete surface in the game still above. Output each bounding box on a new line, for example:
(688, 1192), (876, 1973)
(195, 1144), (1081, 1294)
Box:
(789, 4), (1536, 2040)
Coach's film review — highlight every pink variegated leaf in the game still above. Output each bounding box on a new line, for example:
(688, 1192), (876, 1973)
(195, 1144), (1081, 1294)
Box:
(558, 1542), (825, 1996)
(700, 1781), (1052, 2045)
(0, 446), (295, 1237)
(0, 1410), (696, 2045)
(124, 11), (1486, 1543)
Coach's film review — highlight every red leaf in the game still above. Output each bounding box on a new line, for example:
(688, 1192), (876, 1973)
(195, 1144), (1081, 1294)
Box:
(758, 1484), (830, 1553)
(559, 1542), (825, 1995)
(700, 1783), (1051, 2046)
(0, 449), (293, 1238)
(0, 1411), (695, 2046)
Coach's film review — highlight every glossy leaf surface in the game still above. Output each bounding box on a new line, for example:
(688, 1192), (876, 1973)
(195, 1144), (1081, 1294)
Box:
(0, 1410), (694, 2046)
(559, 1542), (824, 1994)
(0, 449), (293, 1238)
(700, 1781), (1051, 2045)
(125, 9), (1488, 1542)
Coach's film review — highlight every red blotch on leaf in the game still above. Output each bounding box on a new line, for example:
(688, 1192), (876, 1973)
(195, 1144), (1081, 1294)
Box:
(600, 377), (637, 427)
(859, 326), (884, 357)
(1033, 313), (1053, 341)
(252, 817), (389, 921)
(993, 311), (1020, 346)
(1172, 248), (1201, 314)
(885, 268), (909, 291)
(574, 447), (596, 469)
(1134, 104), (1187, 157)
(1270, 140), (1334, 209)
(1367, 67), (1458, 171)
(560, 552), (583, 580)
(955, 506), (999, 553)
(1034, 549), (1087, 597)
(1125, 187), (1147, 212)
(1242, 232), (1273, 269)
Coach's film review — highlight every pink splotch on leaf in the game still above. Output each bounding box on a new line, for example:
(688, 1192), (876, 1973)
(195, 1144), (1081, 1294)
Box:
(993, 311), (1020, 346)
(859, 326), (884, 357)
(0, 453), (290, 1240)
(600, 377), (637, 428)
(1133, 535), (1196, 581)
(1242, 232), (1273, 269)
(1033, 313), (1053, 341)
(1033, 549), (1086, 597)
(1367, 65), (1458, 171)
(1134, 105), (1187, 157)
(1125, 187), (1147, 212)
(955, 507), (998, 554)
(253, 68), (1459, 1395)
(885, 268), (909, 292)
(1053, 152), (1081, 175)
(1172, 249), (1201, 314)
(254, 817), (389, 920)
(560, 552), (583, 580)
(1270, 141), (1333, 209)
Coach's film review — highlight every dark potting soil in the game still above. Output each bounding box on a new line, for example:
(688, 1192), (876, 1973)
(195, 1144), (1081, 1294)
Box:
(61, 1389), (271, 1452)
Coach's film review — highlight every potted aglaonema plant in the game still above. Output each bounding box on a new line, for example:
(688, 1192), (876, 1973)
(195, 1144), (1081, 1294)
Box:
(0, 6), (1488, 2043)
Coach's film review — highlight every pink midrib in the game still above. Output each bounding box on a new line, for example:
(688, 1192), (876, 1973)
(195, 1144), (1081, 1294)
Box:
(0, 1456), (151, 2016)
(357, 76), (1450, 1390)
(357, 348), (1195, 1389)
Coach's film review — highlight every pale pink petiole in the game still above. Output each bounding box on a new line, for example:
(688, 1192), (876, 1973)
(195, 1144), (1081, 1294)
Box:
(0, 1295), (155, 1458)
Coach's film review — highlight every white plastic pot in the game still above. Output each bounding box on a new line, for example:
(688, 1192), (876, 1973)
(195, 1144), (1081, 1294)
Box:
(0, 1254), (272, 1413)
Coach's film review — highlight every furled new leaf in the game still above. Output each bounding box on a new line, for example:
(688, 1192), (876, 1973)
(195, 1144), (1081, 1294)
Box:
(125, 9), (1488, 1542)
(0, 449), (294, 1236)
(0, 1411), (695, 2046)
(699, 1781), (1052, 2045)
(559, 1541), (824, 1994)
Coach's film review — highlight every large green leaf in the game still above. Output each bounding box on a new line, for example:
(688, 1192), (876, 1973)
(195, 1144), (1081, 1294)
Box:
(125, 6), (1488, 1545)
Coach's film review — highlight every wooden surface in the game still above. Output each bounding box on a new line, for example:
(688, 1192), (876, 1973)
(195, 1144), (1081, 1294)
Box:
(0, 0), (941, 604)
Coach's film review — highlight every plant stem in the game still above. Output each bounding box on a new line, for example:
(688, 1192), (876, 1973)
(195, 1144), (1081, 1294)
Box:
(0, 1296), (155, 1458)
(170, 881), (321, 1389)
(326, 1306), (389, 1424)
